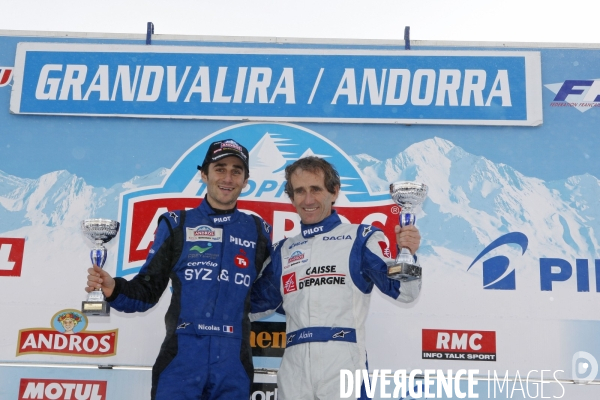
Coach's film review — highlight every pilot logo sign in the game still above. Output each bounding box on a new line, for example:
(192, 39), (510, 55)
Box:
(467, 232), (528, 290)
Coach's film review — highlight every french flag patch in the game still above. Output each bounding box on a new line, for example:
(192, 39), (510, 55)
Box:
(223, 325), (234, 333)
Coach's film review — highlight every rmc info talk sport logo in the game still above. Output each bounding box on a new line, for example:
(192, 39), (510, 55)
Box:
(467, 232), (600, 292)
(115, 122), (398, 278)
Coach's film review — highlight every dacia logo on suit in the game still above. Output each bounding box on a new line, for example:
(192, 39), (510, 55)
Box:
(322, 235), (352, 241)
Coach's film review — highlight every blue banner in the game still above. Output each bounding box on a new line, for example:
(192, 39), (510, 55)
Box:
(10, 43), (542, 125)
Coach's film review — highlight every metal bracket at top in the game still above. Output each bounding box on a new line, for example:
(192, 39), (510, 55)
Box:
(146, 22), (154, 45)
(404, 26), (411, 50)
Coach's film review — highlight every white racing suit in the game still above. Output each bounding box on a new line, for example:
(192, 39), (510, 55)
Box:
(251, 211), (421, 400)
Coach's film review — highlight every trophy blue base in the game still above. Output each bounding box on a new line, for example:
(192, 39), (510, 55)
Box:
(82, 300), (111, 316)
(387, 262), (422, 282)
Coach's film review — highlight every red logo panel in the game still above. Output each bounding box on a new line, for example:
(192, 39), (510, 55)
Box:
(128, 198), (398, 265)
(422, 329), (497, 361)
(282, 272), (297, 294)
(0, 67), (13, 87)
(0, 237), (25, 277)
(17, 329), (118, 357)
(19, 379), (107, 400)
(235, 249), (249, 268)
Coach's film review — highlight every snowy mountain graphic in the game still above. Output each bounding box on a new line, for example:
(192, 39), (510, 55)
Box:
(157, 124), (380, 205)
(349, 137), (600, 261)
(1, 135), (599, 264)
(0, 168), (168, 231)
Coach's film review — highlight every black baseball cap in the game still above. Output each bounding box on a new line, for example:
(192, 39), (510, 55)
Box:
(197, 139), (250, 171)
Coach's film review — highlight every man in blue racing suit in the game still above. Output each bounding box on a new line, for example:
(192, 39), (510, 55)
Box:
(86, 139), (272, 399)
(251, 156), (421, 400)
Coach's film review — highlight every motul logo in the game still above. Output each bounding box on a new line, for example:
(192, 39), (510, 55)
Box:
(18, 379), (107, 400)
(422, 329), (497, 361)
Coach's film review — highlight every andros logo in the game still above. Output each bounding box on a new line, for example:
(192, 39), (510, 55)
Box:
(467, 232), (528, 290)
(288, 251), (305, 263)
(195, 226), (215, 236)
(17, 309), (118, 357)
(116, 123), (398, 277)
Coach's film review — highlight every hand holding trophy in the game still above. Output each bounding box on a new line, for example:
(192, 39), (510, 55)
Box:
(81, 219), (120, 316)
(387, 181), (428, 281)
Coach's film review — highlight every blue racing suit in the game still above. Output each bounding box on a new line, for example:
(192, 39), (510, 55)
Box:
(107, 199), (272, 399)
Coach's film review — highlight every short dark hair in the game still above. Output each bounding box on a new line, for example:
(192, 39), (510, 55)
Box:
(284, 156), (340, 200)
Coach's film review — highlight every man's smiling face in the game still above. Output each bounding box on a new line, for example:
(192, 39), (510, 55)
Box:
(288, 168), (339, 225)
(201, 156), (248, 210)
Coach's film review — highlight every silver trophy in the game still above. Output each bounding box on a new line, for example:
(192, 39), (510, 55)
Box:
(387, 182), (428, 281)
(81, 219), (120, 316)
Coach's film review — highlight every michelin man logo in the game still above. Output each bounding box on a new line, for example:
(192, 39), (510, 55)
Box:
(467, 232), (528, 290)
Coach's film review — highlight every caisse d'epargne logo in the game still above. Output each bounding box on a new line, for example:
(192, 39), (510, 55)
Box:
(17, 309), (118, 357)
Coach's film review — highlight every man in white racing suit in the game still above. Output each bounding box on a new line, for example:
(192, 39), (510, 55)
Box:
(251, 156), (422, 400)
